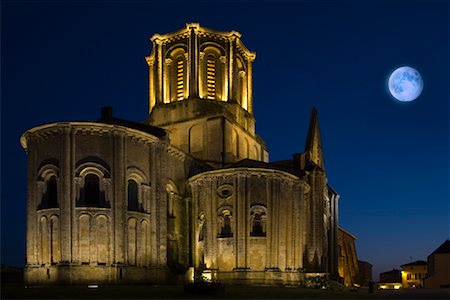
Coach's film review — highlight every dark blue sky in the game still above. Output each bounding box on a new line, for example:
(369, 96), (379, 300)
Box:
(2, 0), (448, 279)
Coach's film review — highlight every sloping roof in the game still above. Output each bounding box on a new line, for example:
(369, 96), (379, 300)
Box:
(338, 227), (357, 240)
(225, 158), (271, 169)
(430, 239), (450, 255)
(401, 260), (427, 267)
(96, 106), (167, 138)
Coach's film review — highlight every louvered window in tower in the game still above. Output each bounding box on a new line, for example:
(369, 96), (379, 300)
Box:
(206, 59), (216, 99)
(176, 59), (184, 100)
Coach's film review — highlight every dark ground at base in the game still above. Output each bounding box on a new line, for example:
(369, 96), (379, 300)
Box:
(1, 284), (449, 300)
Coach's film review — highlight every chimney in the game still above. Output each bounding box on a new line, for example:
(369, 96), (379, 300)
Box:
(101, 106), (113, 119)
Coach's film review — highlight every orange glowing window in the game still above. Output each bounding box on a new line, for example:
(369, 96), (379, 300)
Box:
(206, 58), (215, 99)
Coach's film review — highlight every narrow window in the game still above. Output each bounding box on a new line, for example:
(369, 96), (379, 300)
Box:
(206, 58), (216, 99)
(47, 176), (58, 207)
(251, 213), (266, 236)
(176, 59), (184, 100)
(127, 179), (139, 211)
(85, 174), (100, 206)
(219, 212), (232, 238)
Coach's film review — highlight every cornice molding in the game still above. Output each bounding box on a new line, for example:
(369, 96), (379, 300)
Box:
(20, 122), (161, 149)
(188, 167), (309, 189)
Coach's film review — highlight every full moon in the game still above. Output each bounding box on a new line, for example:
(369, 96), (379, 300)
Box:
(388, 66), (423, 102)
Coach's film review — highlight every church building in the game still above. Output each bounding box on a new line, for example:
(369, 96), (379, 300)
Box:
(21, 24), (340, 286)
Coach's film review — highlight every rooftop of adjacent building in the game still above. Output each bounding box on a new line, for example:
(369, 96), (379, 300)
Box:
(430, 239), (450, 255)
(400, 260), (427, 268)
(380, 269), (402, 276)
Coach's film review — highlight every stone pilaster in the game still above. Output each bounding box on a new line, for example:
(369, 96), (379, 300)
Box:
(113, 131), (126, 265)
(164, 58), (172, 103)
(198, 52), (205, 98)
(156, 143), (167, 267)
(246, 58), (253, 113)
(150, 144), (157, 266)
(147, 57), (156, 113)
(189, 25), (198, 97)
(156, 39), (163, 104)
(236, 173), (246, 269)
(60, 127), (72, 263)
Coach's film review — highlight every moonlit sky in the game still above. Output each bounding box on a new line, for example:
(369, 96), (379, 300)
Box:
(2, 0), (448, 279)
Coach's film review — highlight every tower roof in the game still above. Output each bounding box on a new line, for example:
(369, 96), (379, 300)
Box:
(305, 108), (325, 170)
(401, 260), (427, 267)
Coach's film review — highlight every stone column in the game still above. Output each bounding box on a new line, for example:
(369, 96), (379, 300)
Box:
(239, 70), (247, 110)
(210, 178), (218, 268)
(156, 143), (167, 267)
(149, 144), (158, 267)
(147, 57), (156, 113)
(198, 52), (205, 98)
(155, 39), (163, 104)
(246, 58), (253, 113)
(265, 176), (271, 268)
(113, 131), (126, 264)
(236, 173), (247, 269)
(164, 58), (172, 103)
(219, 56), (227, 101)
(60, 127), (72, 263)
(228, 37), (237, 101)
(285, 181), (293, 270)
(188, 26), (199, 97)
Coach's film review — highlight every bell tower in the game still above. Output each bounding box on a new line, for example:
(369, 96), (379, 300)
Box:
(145, 23), (267, 166)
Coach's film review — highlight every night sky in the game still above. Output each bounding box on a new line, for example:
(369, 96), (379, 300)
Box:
(2, 0), (448, 279)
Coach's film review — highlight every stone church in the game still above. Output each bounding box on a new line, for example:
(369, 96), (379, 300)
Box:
(21, 24), (341, 286)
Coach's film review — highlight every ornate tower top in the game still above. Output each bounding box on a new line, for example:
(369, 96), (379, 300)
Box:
(145, 23), (256, 114)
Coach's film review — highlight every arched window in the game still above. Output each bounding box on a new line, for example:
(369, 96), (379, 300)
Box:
(166, 47), (187, 102)
(47, 176), (58, 207)
(251, 213), (264, 236)
(218, 208), (233, 238)
(126, 167), (150, 213)
(206, 55), (216, 99)
(127, 179), (139, 211)
(236, 57), (248, 110)
(222, 214), (232, 237)
(84, 174), (100, 206)
(176, 57), (185, 100)
(37, 163), (59, 210)
(250, 205), (267, 237)
(200, 46), (224, 100)
(76, 161), (110, 208)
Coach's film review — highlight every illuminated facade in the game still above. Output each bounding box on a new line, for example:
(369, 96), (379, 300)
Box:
(337, 228), (359, 287)
(22, 24), (339, 286)
(400, 261), (427, 288)
(424, 240), (450, 288)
